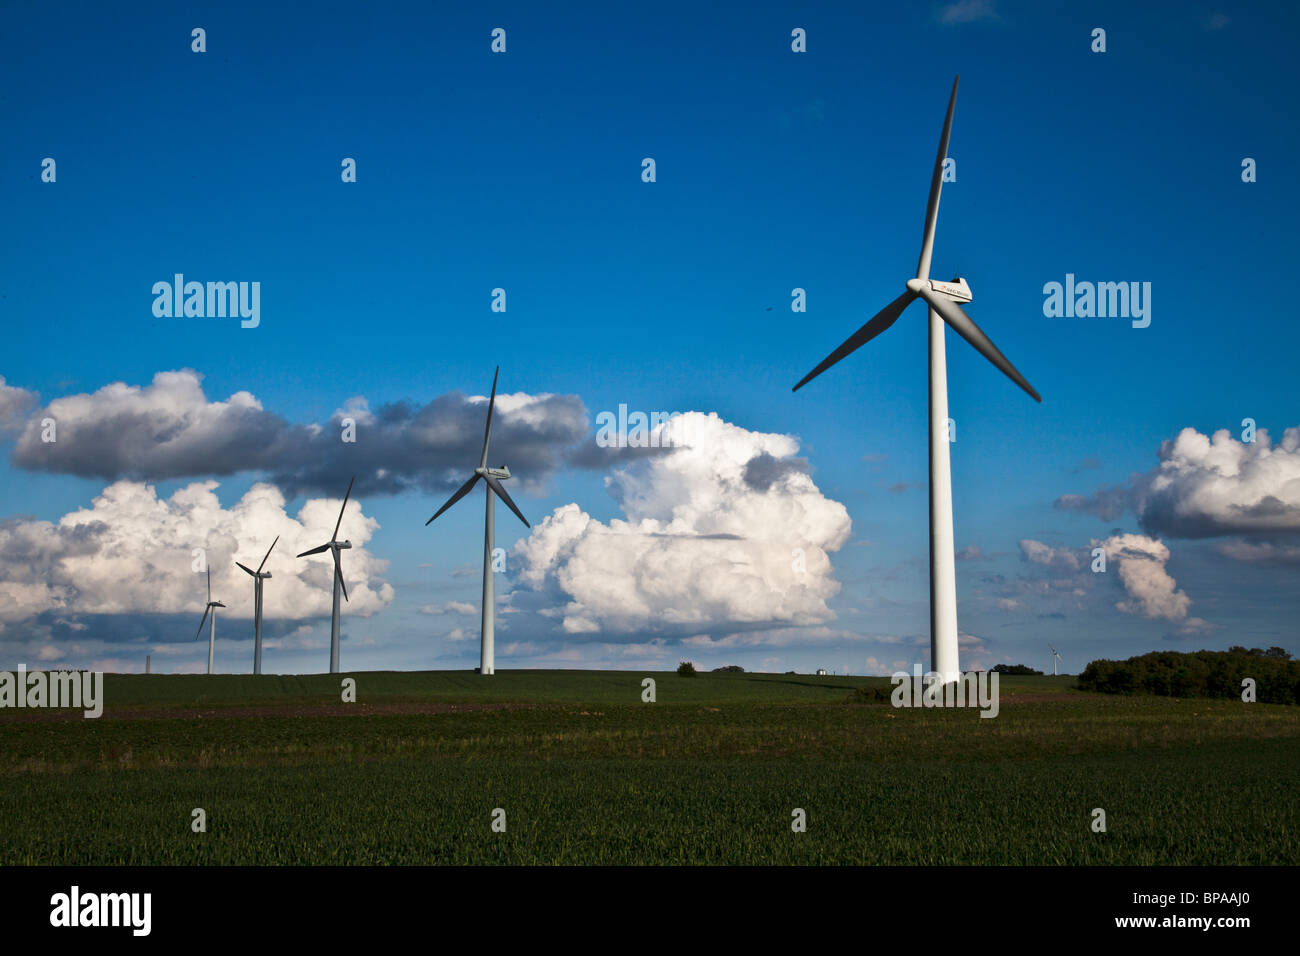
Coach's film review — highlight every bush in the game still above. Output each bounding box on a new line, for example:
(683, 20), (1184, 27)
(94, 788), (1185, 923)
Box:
(992, 664), (1043, 675)
(711, 665), (744, 673)
(1078, 647), (1298, 704)
(676, 661), (696, 677)
(849, 685), (892, 704)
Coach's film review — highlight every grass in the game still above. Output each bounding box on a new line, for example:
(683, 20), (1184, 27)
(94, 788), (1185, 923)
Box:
(1, 670), (1296, 864)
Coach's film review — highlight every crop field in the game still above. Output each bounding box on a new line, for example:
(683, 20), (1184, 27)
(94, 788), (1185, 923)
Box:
(1, 670), (1297, 865)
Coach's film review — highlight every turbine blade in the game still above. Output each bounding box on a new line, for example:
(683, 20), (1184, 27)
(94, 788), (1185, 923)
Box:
(916, 287), (1042, 403)
(916, 76), (959, 282)
(332, 477), (355, 542)
(206, 566), (212, 602)
(334, 550), (349, 602)
(236, 562), (257, 577)
(425, 473), (481, 526)
(297, 543), (331, 557)
(257, 535), (279, 573)
(792, 290), (917, 392)
(483, 473), (530, 528)
(196, 605), (210, 638)
(480, 366), (499, 470)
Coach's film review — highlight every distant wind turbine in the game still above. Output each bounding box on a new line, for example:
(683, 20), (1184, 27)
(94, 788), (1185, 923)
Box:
(791, 76), (1040, 683)
(195, 566), (226, 675)
(425, 367), (530, 675)
(1049, 644), (1063, 676)
(236, 536), (278, 675)
(297, 478), (355, 674)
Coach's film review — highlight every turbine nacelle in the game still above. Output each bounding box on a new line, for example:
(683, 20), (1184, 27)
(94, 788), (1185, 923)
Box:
(929, 277), (972, 303)
(476, 466), (512, 480)
(906, 276), (972, 303)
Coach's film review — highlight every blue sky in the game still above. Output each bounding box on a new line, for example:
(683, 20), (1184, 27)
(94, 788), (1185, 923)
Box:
(1, 0), (1297, 675)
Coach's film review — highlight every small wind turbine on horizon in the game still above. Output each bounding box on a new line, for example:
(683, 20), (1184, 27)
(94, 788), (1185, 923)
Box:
(297, 478), (355, 674)
(195, 566), (225, 675)
(236, 535), (278, 675)
(1049, 644), (1063, 676)
(791, 76), (1041, 684)
(425, 367), (530, 676)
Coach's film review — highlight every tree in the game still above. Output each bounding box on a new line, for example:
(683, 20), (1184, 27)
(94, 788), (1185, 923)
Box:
(1078, 648), (1299, 704)
(992, 663), (1043, 675)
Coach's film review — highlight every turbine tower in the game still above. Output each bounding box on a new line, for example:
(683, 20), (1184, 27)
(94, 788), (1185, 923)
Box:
(236, 536), (278, 675)
(791, 76), (1040, 683)
(195, 566), (226, 675)
(1049, 644), (1063, 676)
(297, 478), (355, 674)
(426, 367), (530, 675)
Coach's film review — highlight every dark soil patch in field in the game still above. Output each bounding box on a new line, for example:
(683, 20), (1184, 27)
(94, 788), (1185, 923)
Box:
(0, 701), (537, 724)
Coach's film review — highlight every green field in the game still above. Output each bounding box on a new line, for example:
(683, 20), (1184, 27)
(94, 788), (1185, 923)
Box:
(1, 670), (1296, 865)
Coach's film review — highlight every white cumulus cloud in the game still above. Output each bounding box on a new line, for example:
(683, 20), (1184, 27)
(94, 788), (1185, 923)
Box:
(0, 375), (38, 434)
(1135, 426), (1300, 537)
(0, 480), (393, 633)
(420, 601), (477, 616)
(513, 412), (851, 638)
(1019, 539), (1081, 570)
(1096, 533), (1206, 630)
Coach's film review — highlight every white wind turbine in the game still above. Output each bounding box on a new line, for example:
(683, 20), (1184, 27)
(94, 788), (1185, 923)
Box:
(297, 478), (356, 674)
(195, 566), (226, 675)
(792, 76), (1041, 683)
(236, 536), (278, 675)
(1049, 644), (1063, 676)
(425, 367), (530, 675)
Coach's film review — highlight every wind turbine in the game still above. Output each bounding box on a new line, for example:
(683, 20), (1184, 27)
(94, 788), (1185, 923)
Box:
(425, 367), (530, 675)
(195, 567), (225, 675)
(236, 536), (278, 675)
(791, 76), (1040, 684)
(1049, 644), (1063, 676)
(297, 478), (355, 674)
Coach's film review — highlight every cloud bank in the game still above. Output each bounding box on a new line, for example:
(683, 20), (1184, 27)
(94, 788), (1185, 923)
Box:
(0, 480), (393, 633)
(8, 369), (591, 497)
